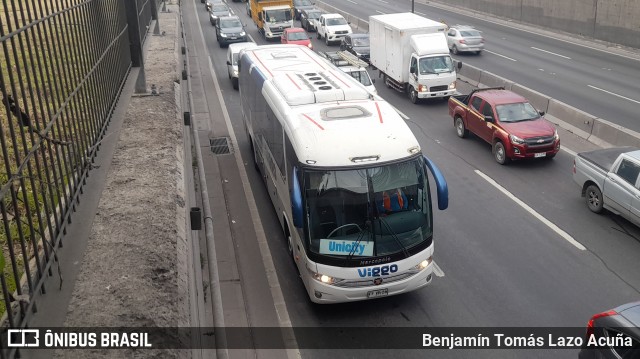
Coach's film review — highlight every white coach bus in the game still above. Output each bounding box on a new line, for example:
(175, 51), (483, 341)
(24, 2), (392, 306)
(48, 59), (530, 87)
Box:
(238, 45), (448, 303)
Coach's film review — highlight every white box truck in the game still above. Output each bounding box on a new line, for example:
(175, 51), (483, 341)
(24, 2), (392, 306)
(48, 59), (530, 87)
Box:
(370, 12), (461, 103)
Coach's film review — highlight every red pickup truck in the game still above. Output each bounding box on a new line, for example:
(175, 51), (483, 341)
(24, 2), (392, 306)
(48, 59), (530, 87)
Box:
(448, 87), (560, 164)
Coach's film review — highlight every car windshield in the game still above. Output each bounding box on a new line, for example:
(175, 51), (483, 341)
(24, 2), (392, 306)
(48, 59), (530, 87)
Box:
(419, 55), (454, 74)
(304, 157), (432, 259)
(347, 70), (372, 86)
(352, 37), (369, 47)
(496, 102), (540, 122)
(308, 12), (321, 19)
(327, 17), (347, 26)
(294, 0), (312, 5)
(212, 5), (227, 12)
(265, 9), (292, 22)
(288, 32), (309, 41)
(460, 30), (481, 37)
(220, 19), (242, 28)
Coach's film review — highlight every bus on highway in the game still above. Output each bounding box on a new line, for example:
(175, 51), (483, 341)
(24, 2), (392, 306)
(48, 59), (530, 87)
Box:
(238, 44), (448, 303)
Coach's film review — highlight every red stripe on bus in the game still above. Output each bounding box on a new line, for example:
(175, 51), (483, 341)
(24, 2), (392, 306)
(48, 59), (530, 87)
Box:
(254, 52), (273, 77)
(302, 114), (324, 130)
(375, 102), (383, 123)
(286, 73), (301, 90)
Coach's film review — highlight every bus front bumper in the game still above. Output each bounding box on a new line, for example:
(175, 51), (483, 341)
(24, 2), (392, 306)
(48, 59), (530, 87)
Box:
(307, 262), (435, 304)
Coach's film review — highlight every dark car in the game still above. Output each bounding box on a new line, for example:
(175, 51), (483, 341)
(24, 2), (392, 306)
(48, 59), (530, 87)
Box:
(292, 0), (315, 20)
(215, 16), (247, 48)
(340, 33), (370, 63)
(300, 8), (323, 32)
(579, 301), (640, 359)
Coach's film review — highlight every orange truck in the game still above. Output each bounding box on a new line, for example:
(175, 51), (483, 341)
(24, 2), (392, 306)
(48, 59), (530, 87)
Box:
(250, 0), (294, 40)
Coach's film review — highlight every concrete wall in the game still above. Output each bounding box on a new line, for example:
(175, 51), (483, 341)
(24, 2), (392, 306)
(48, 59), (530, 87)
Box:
(427, 0), (640, 49)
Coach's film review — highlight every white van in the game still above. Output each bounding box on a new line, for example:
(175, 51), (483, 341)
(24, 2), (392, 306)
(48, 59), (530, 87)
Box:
(226, 42), (257, 90)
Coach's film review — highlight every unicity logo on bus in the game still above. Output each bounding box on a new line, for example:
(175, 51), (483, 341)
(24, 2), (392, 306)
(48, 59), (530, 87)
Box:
(357, 264), (398, 278)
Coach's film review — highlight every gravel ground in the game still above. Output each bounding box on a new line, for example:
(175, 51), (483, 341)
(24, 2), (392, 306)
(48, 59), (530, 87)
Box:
(55, 6), (188, 358)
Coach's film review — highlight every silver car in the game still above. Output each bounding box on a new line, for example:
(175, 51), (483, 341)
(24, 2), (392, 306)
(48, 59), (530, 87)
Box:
(210, 4), (231, 26)
(446, 25), (484, 55)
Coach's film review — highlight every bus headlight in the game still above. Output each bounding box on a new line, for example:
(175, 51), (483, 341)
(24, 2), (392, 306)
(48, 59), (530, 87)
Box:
(414, 256), (432, 271)
(449, 81), (456, 89)
(309, 268), (343, 285)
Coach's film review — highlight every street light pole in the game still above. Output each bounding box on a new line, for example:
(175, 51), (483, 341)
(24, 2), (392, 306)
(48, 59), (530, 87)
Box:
(412, 0), (415, 13)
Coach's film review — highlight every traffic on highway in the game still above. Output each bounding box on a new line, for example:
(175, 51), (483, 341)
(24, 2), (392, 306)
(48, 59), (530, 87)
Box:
(191, 0), (640, 357)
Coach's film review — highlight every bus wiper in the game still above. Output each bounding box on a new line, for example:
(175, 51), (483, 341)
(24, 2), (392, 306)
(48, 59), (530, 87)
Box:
(379, 217), (410, 259)
(345, 221), (371, 263)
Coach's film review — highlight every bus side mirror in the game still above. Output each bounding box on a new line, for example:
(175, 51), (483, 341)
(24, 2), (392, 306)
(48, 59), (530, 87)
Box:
(292, 167), (303, 228)
(423, 155), (448, 210)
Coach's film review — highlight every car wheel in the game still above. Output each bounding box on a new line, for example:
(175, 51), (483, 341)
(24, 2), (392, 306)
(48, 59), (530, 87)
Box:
(493, 141), (510, 165)
(408, 86), (419, 104)
(452, 45), (459, 55)
(232, 78), (239, 90)
(317, 32), (321, 39)
(219, 41), (224, 48)
(455, 116), (468, 138)
(325, 36), (329, 46)
(585, 184), (604, 213)
(476, 50), (482, 55)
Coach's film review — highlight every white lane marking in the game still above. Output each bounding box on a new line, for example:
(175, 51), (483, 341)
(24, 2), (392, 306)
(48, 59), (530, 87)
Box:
(375, 10), (386, 14)
(415, 11), (426, 16)
(475, 170), (586, 251)
(433, 262), (445, 277)
(346, 0), (357, 3)
(561, 146), (577, 157)
(391, 104), (410, 120)
(248, 34), (255, 43)
(378, 0), (388, 3)
(588, 85), (640, 105)
(484, 50), (517, 61)
(531, 46), (572, 59)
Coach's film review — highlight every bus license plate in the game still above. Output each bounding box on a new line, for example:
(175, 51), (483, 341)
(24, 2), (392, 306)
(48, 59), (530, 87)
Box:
(367, 289), (388, 298)
(534, 152), (547, 158)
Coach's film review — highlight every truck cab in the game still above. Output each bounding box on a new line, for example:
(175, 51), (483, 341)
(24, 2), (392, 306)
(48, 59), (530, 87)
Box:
(251, 0), (294, 40)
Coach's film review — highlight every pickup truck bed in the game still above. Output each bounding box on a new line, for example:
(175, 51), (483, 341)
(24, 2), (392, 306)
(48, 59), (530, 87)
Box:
(577, 147), (639, 172)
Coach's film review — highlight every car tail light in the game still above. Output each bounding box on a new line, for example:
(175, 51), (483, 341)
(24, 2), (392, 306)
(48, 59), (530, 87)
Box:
(586, 310), (617, 338)
(459, 39), (466, 44)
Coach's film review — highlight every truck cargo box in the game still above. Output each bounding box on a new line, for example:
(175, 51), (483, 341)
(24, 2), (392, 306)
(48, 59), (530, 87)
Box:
(369, 13), (447, 84)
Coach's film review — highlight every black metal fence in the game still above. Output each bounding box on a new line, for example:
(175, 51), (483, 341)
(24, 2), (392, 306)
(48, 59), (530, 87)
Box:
(0, 0), (159, 356)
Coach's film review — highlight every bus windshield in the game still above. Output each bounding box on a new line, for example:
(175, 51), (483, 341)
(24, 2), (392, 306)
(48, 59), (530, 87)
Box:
(304, 157), (432, 262)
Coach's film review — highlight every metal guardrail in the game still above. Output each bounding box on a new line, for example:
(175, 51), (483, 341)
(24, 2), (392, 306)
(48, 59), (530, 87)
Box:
(0, 0), (161, 357)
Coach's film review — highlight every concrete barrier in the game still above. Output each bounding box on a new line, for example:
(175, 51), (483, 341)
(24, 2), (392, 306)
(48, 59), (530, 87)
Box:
(511, 83), (551, 114)
(590, 118), (640, 148)
(478, 70), (514, 90)
(458, 63), (482, 86)
(547, 99), (595, 136)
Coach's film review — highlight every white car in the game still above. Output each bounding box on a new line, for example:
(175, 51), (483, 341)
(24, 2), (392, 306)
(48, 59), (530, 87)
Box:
(340, 66), (377, 96)
(316, 14), (352, 46)
(227, 42), (257, 90)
